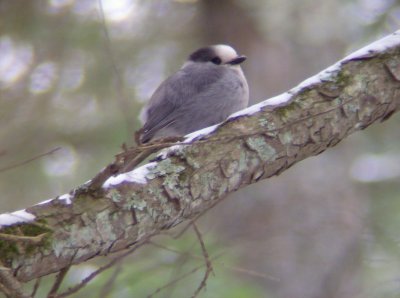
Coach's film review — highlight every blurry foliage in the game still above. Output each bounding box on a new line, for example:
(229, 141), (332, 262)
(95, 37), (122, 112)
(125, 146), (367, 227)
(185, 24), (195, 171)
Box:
(1, 0), (400, 297)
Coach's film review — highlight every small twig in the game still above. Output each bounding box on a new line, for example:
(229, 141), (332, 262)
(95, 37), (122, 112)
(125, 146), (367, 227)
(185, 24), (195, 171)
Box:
(0, 261), (30, 298)
(152, 240), (279, 281)
(97, 0), (135, 134)
(191, 223), (214, 298)
(47, 266), (70, 298)
(31, 278), (41, 297)
(0, 147), (61, 173)
(146, 254), (222, 298)
(163, 249), (190, 298)
(57, 237), (153, 297)
(0, 232), (47, 244)
(191, 223), (213, 275)
(99, 264), (122, 298)
(149, 241), (203, 260)
(119, 146), (160, 173)
(0, 267), (10, 271)
(150, 241), (279, 281)
(219, 263), (280, 282)
(0, 282), (12, 298)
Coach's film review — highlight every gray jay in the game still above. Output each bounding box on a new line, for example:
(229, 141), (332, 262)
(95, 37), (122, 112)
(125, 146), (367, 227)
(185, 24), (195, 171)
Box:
(138, 44), (249, 144)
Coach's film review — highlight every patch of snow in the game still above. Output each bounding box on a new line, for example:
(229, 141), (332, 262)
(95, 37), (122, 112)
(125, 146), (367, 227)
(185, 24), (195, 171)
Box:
(0, 209), (36, 227)
(58, 193), (72, 204)
(229, 102), (266, 119)
(289, 63), (342, 94)
(230, 93), (293, 120)
(184, 124), (219, 142)
(344, 30), (400, 61)
(103, 162), (157, 188)
(35, 194), (72, 206)
(264, 92), (293, 105)
(36, 198), (53, 205)
(156, 124), (221, 159)
(157, 144), (184, 160)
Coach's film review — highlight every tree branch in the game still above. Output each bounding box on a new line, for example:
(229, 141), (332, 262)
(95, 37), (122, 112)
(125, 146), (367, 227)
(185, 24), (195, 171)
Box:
(0, 31), (399, 285)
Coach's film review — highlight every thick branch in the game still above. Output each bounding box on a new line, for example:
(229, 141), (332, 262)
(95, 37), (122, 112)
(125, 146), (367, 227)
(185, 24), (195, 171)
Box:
(1, 31), (400, 283)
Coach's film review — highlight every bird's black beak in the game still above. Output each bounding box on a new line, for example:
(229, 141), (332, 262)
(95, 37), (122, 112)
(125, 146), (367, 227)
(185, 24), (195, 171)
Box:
(227, 55), (247, 65)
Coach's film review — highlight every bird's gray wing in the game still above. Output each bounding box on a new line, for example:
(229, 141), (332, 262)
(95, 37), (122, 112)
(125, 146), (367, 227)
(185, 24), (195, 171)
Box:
(140, 65), (223, 142)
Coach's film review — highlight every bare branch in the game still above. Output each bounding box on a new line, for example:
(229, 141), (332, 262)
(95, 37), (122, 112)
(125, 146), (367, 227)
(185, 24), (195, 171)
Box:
(0, 262), (29, 298)
(47, 266), (70, 298)
(56, 237), (152, 297)
(31, 278), (41, 297)
(99, 264), (122, 298)
(0, 147), (61, 173)
(146, 254), (222, 298)
(191, 223), (214, 298)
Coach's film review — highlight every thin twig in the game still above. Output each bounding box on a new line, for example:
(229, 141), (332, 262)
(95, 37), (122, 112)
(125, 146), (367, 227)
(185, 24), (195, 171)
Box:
(0, 232), (47, 244)
(47, 266), (70, 298)
(0, 282), (12, 298)
(97, 0), (134, 134)
(99, 264), (122, 298)
(150, 241), (279, 281)
(57, 237), (152, 297)
(219, 263), (280, 282)
(0, 261), (30, 298)
(191, 223), (213, 298)
(163, 249), (191, 298)
(146, 254), (222, 298)
(0, 147), (61, 173)
(31, 278), (41, 297)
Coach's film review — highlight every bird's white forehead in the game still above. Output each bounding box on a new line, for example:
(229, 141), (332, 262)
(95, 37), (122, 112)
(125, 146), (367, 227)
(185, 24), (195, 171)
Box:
(212, 44), (238, 61)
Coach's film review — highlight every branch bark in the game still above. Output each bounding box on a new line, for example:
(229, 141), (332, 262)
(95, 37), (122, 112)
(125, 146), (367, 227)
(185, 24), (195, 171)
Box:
(1, 31), (400, 284)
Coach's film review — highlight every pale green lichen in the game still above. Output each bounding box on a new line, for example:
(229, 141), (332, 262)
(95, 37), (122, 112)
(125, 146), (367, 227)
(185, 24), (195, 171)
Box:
(53, 224), (92, 258)
(196, 172), (214, 200)
(246, 136), (276, 161)
(132, 200), (147, 211)
(220, 160), (239, 178)
(163, 173), (181, 190)
(218, 180), (228, 196)
(95, 210), (117, 241)
(258, 117), (269, 128)
(108, 189), (123, 203)
(343, 102), (359, 116)
(190, 174), (202, 200)
(147, 158), (185, 179)
(279, 131), (292, 144)
(148, 187), (165, 202)
(238, 149), (248, 172)
(185, 155), (201, 169)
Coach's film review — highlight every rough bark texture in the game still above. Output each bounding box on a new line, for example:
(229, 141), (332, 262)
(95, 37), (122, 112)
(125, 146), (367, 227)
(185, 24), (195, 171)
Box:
(1, 39), (400, 283)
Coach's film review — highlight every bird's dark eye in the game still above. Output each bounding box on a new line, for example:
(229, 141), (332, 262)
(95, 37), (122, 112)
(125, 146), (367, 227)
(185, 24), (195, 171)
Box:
(211, 57), (222, 65)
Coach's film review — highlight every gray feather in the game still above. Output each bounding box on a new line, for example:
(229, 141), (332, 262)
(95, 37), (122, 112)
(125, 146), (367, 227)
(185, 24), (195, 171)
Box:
(140, 58), (248, 143)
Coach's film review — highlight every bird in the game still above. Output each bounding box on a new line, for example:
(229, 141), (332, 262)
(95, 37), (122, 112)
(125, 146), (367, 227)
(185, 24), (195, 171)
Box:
(138, 44), (249, 144)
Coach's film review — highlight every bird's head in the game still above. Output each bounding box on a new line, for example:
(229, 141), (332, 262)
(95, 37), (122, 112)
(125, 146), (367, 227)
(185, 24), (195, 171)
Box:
(185, 44), (247, 68)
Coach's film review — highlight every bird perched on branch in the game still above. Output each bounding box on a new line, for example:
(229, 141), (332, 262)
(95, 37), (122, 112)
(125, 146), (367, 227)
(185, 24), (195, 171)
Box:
(138, 44), (249, 144)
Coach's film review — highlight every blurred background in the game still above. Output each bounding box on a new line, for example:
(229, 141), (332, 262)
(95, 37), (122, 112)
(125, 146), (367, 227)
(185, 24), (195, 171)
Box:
(1, 0), (400, 297)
